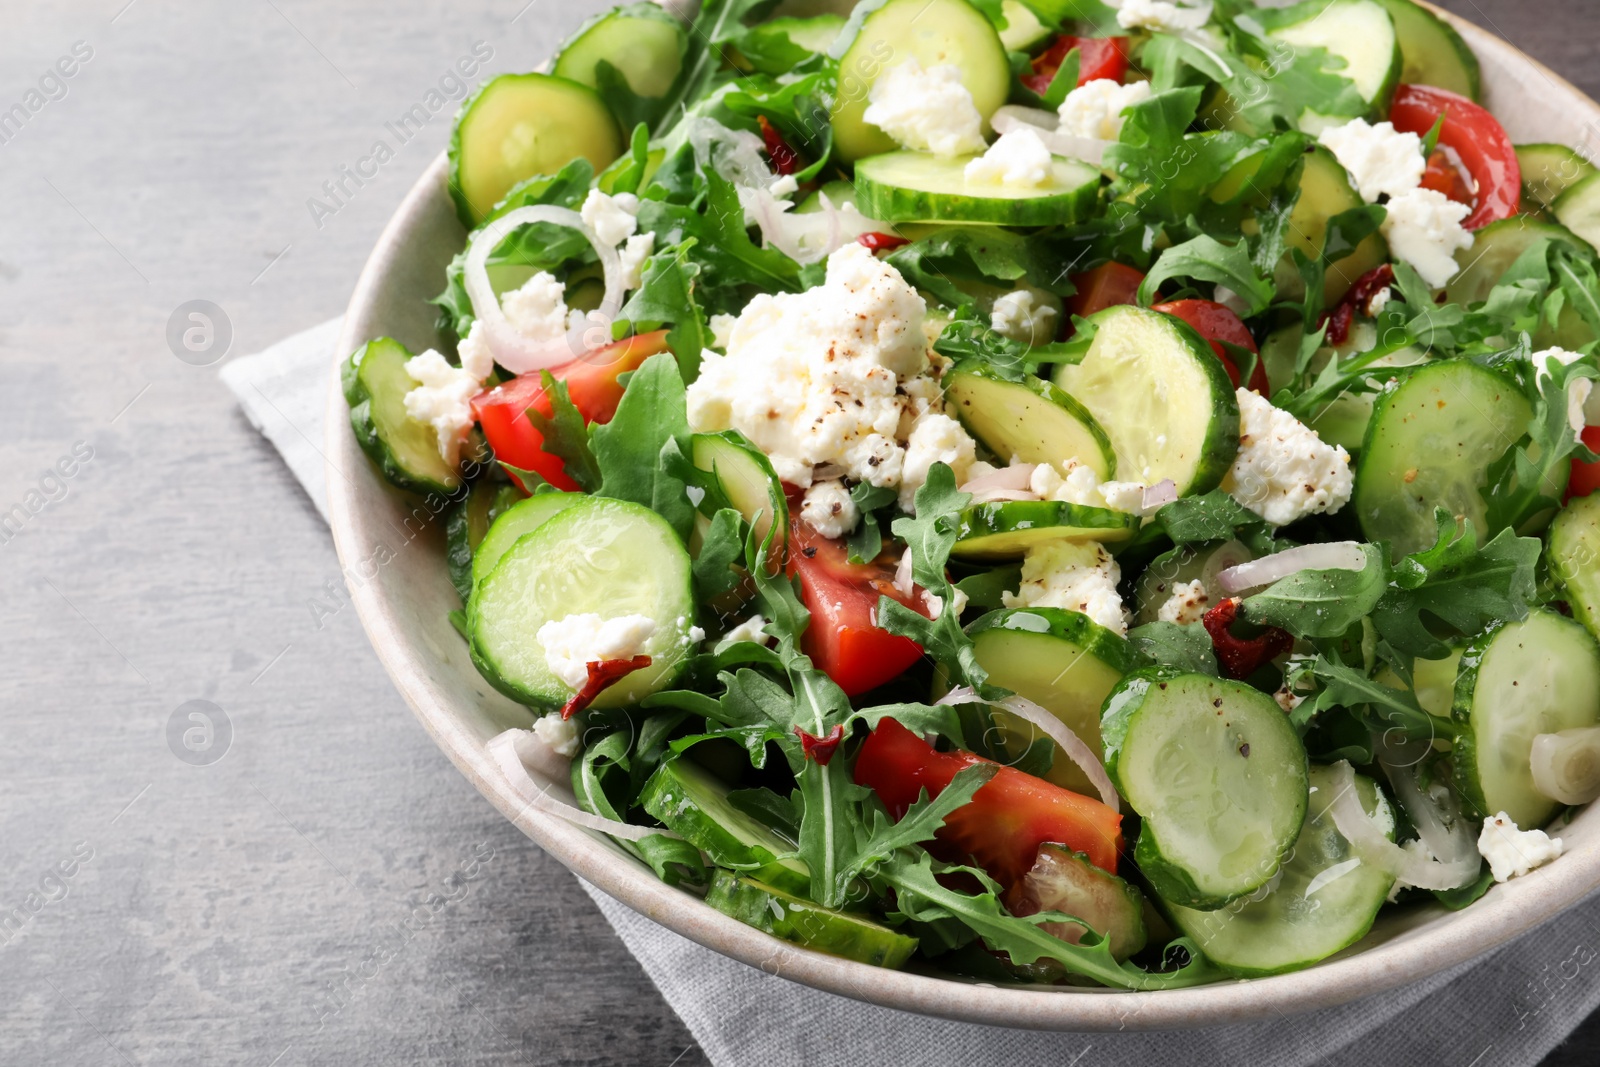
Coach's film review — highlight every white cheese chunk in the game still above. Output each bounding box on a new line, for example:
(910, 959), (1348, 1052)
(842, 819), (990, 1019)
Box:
(990, 288), (1060, 347)
(1223, 388), (1354, 527)
(501, 271), (571, 344)
(536, 613), (658, 691)
(1157, 578), (1211, 625)
(708, 313), (737, 351)
(1478, 812), (1564, 883)
(1317, 118), (1427, 203)
(1057, 78), (1153, 142)
(1003, 541), (1128, 635)
(719, 615), (771, 647)
(900, 414), (979, 511)
(964, 128), (1055, 189)
(402, 349), (480, 465)
(580, 189), (641, 246)
(1382, 188), (1473, 289)
(1532, 346), (1597, 441)
(1115, 0), (1213, 34)
(532, 714), (582, 758)
(618, 231), (655, 292)
(800, 479), (861, 538)
(456, 319), (496, 382)
(862, 58), (986, 158)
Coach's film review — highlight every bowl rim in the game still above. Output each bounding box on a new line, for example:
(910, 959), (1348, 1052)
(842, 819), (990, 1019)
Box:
(326, 4), (1600, 1032)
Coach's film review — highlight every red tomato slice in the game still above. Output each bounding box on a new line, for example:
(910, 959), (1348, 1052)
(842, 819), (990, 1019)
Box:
(786, 519), (926, 697)
(1567, 426), (1600, 504)
(854, 718), (1124, 886)
(1151, 299), (1267, 394)
(1022, 35), (1130, 97)
(1066, 262), (1146, 320)
(1389, 84), (1520, 231)
(472, 330), (670, 492)
(1420, 147), (1476, 208)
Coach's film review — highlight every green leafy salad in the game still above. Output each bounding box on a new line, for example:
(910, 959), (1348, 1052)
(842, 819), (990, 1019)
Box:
(342, 0), (1600, 986)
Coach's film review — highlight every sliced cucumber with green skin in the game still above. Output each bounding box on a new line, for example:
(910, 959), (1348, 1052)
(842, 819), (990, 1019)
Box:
(1259, 0), (1402, 133)
(706, 870), (916, 967)
(449, 73), (623, 226)
(1052, 305), (1240, 495)
(1006, 844), (1147, 962)
(1445, 216), (1594, 349)
(446, 481), (519, 602)
(641, 757), (810, 895)
(468, 497), (696, 709)
(1277, 146), (1391, 306)
(830, 0), (1011, 163)
(1551, 172), (1600, 253)
(737, 14), (847, 75)
(1451, 609), (1600, 828)
(342, 337), (462, 496)
(690, 431), (788, 547)
(945, 363), (1116, 479)
(1377, 649), (1464, 719)
(1102, 669), (1310, 910)
(552, 4), (687, 102)
(951, 500), (1138, 561)
(853, 151), (1102, 226)
(1519, 144), (1598, 211)
(1165, 764), (1396, 977)
(470, 491), (586, 589)
(1377, 0), (1480, 102)
(1551, 492), (1600, 641)
(1132, 540), (1252, 626)
(998, 0), (1052, 51)
(963, 608), (1140, 797)
(1355, 359), (1536, 561)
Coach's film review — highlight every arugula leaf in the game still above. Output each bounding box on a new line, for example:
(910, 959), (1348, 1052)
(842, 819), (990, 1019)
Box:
(1307, 656), (1455, 743)
(1105, 89), (1252, 227)
(591, 352), (695, 541)
(693, 507), (745, 604)
(728, 786), (800, 838)
(1242, 544), (1388, 639)
(1138, 232), (1273, 314)
(598, 122), (654, 196)
(931, 315), (1076, 381)
(1221, 13), (1368, 133)
(845, 482), (898, 564)
(526, 373), (601, 491)
(1041, 48), (1081, 111)
(1481, 348), (1599, 536)
(651, 0), (776, 136)
(1150, 490), (1267, 545)
(637, 167), (803, 299)
(618, 240), (710, 382)
(1127, 621), (1219, 676)
(887, 228), (1075, 308)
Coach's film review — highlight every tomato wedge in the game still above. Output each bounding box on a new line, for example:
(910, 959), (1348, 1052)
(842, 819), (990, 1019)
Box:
(1152, 299), (1268, 394)
(472, 330), (671, 492)
(787, 518), (926, 697)
(1022, 35), (1130, 97)
(1389, 83), (1520, 230)
(1066, 262), (1146, 320)
(1420, 147), (1476, 208)
(1567, 426), (1600, 504)
(854, 718), (1124, 886)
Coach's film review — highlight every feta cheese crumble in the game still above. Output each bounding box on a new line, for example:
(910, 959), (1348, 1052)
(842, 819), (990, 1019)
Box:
(1157, 578), (1211, 625)
(532, 714), (582, 757)
(580, 189), (641, 246)
(1115, 0), (1213, 34)
(1382, 188), (1474, 289)
(769, 174), (800, 199)
(1057, 79), (1153, 142)
(1003, 541), (1129, 635)
(1531, 346), (1596, 442)
(1478, 812), (1565, 883)
(618, 232), (656, 292)
(536, 613), (658, 691)
(708, 313), (737, 351)
(501, 271), (572, 343)
(990, 288), (1059, 347)
(900, 414), (979, 510)
(801, 479), (861, 539)
(402, 349), (481, 465)
(720, 615), (771, 647)
(1316, 119), (1427, 203)
(863, 58), (986, 158)
(455, 319), (496, 382)
(964, 128), (1055, 189)
(1223, 388), (1354, 527)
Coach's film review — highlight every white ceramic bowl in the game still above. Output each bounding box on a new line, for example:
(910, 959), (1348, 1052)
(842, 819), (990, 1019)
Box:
(327, 8), (1600, 1030)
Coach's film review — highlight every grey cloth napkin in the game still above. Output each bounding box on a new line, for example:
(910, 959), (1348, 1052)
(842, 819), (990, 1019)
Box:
(225, 318), (1600, 1067)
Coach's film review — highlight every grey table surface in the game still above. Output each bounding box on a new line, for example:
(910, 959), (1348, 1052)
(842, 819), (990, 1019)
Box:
(2, 1), (1598, 1064)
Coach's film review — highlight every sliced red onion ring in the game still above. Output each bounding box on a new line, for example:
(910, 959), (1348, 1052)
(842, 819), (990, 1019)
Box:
(991, 105), (1111, 167)
(1141, 479), (1178, 512)
(936, 686), (1119, 813)
(893, 547), (914, 599)
(463, 205), (623, 375)
(1216, 541), (1368, 596)
(1326, 760), (1477, 890)
(488, 729), (671, 842)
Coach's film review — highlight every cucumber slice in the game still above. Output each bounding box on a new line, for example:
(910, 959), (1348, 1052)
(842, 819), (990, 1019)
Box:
(1052, 305), (1240, 495)
(1452, 609), (1600, 828)
(1377, 0), (1481, 102)
(1132, 540), (1252, 625)
(853, 151), (1102, 226)
(690, 431), (788, 546)
(1007, 844), (1147, 961)
(1354, 359), (1535, 560)
(342, 337), (462, 496)
(640, 757), (810, 895)
(964, 608), (1141, 797)
(1519, 144), (1598, 211)
(706, 870), (917, 967)
(1377, 649), (1464, 719)
(951, 500), (1138, 560)
(1444, 216), (1593, 349)
(1260, 0), (1402, 132)
(1278, 146), (1391, 306)
(998, 0), (1052, 51)
(467, 497), (696, 709)
(945, 363), (1116, 479)
(1102, 670), (1310, 909)
(1165, 764), (1396, 977)
(831, 0), (1011, 163)
(1551, 172), (1600, 253)
(470, 491), (586, 589)
(1550, 492), (1600, 640)
(446, 481), (519, 602)
(737, 14), (847, 75)
(449, 73), (624, 226)
(551, 4), (688, 103)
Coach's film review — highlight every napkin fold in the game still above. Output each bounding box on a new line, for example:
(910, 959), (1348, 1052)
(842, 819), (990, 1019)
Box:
(224, 318), (1600, 1067)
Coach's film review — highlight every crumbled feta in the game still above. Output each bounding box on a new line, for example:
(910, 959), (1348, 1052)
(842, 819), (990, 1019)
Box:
(1532, 346), (1596, 441)
(924, 585), (968, 621)
(536, 613), (657, 691)
(1223, 388), (1354, 527)
(1157, 578), (1211, 625)
(801, 479), (861, 538)
(1057, 79), (1153, 142)
(1478, 812), (1565, 882)
(769, 174), (800, 199)
(900, 414), (979, 511)
(501, 271), (571, 343)
(1382, 188), (1473, 289)
(863, 58), (986, 158)
(580, 189), (641, 246)
(720, 615), (771, 647)
(618, 232), (655, 292)
(1030, 460), (1106, 508)
(456, 319), (496, 382)
(1003, 541), (1128, 635)
(1274, 686), (1305, 714)
(402, 349), (480, 465)
(990, 288), (1059, 347)
(532, 714), (582, 758)
(1317, 119), (1427, 203)
(1115, 0), (1213, 34)
(1097, 480), (1150, 515)
(708, 313), (738, 351)
(964, 128), (1055, 189)
(686, 242), (930, 487)
(1367, 287), (1392, 317)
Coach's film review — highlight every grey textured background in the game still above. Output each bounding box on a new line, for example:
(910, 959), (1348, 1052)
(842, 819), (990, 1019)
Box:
(0, 1), (1595, 1064)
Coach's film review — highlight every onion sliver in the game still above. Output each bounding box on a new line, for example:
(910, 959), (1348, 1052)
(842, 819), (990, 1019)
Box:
(1325, 760), (1477, 890)
(893, 547), (915, 599)
(991, 106), (1111, 166)
(961, 463), (1037, 494)
(1216, 541), (1368, 596)
(936, 686), (1120, 813)
(1381, 756), (1480, 874)
(1531, 727), (1600, 806)
(1141, 479), (1178, 512)
(463, 205), (624, 375)
(488, 729), (671, 842)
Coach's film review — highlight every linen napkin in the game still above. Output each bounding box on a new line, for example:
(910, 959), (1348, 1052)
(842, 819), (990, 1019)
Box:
(224, 318), (1600, 1067)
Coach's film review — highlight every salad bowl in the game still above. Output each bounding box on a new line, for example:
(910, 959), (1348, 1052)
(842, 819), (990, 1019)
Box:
(326, 1), (1600, 1031)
